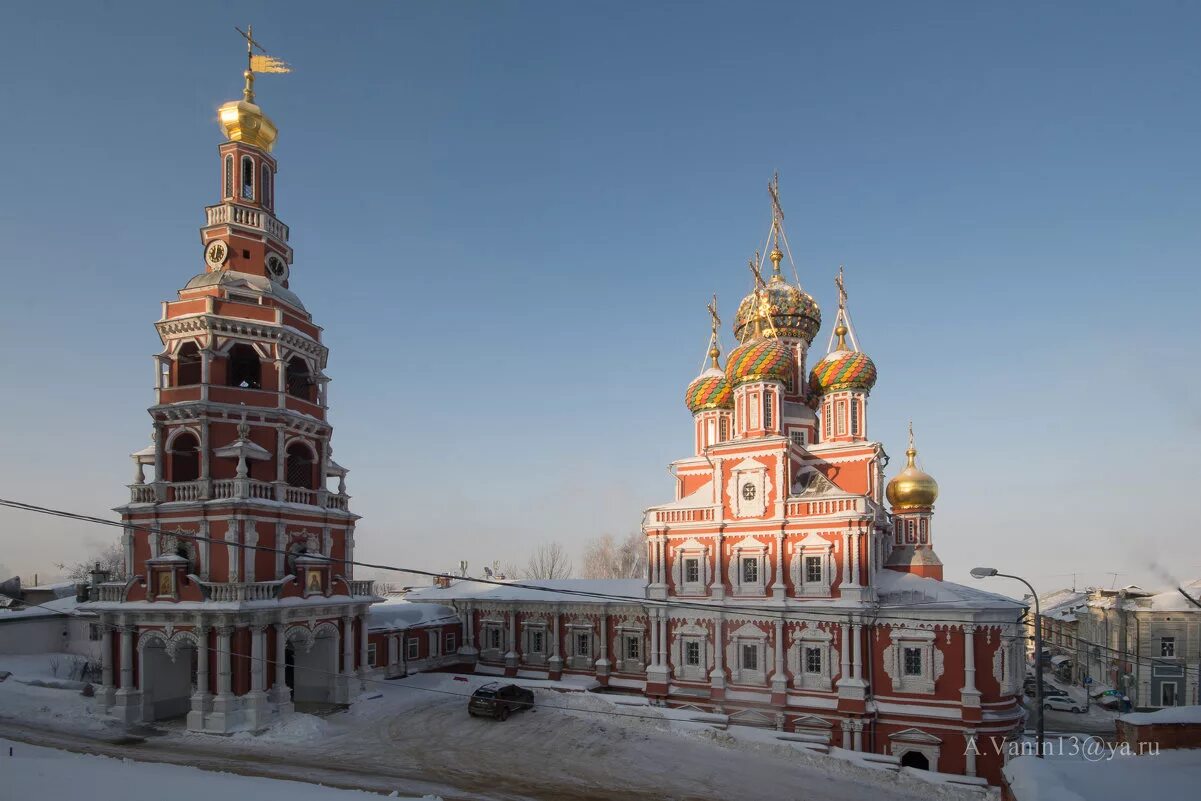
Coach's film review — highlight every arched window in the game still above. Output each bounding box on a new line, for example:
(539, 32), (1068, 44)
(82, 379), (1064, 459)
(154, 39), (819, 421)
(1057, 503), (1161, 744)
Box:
(286, 442), (317, 490)
(226, 344), (262, 389)
(224, 155), (233, 198)
(262, 163), (272, 209)
(176, 343), (202, 386)
(169, 433), (200, 483)
(241, 155), (255, 201)
(285, 356), (313, 400)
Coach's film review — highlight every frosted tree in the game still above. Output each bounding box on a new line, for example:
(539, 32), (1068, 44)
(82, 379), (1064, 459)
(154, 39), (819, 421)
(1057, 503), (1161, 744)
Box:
(581, 532), (646, 579)
(520, 542), (574, 580)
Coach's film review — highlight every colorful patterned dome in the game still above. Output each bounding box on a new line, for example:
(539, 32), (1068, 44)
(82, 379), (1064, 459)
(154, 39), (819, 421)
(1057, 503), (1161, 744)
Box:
(685, 367), (733, 413)
(734, 276), (822, 345)
(725, 336), (795, 388)
(809, 348), (878, 395)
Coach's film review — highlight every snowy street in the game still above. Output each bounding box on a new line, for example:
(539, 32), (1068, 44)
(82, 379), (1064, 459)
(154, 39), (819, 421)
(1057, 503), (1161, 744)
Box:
(0, 656), (991, 801)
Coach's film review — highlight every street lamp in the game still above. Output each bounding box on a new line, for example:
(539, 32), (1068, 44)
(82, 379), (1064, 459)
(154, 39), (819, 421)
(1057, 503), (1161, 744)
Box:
(973, 566), (1044, 758)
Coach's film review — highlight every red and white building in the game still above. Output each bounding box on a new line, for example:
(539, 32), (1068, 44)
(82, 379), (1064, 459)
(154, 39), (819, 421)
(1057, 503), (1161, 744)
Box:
(409, 208), (1028, 784)
(83, 72), (379, 732)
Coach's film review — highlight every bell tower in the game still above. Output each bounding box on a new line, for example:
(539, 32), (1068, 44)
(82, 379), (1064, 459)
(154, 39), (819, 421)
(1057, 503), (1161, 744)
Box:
(89, 33), (379, 735)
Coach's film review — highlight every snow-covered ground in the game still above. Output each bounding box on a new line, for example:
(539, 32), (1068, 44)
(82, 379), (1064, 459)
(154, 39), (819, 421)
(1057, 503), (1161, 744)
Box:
(0, 652), (994, 801)
(0, 738), (440, 800)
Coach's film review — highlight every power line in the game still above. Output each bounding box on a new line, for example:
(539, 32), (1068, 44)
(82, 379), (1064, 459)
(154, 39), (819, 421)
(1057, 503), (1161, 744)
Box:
(0, 497), (1030, 628)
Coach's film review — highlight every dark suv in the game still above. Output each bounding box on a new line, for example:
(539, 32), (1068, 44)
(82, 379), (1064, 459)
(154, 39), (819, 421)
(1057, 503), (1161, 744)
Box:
(467, 682), (534, 721)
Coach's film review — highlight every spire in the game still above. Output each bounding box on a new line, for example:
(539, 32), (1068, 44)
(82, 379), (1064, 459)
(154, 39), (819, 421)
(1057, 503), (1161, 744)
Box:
(906, 420), (917, 467)
(706, 294), (722, 368)
(826, 265), (861, 353)
(768, 172), (786, 282)
(746, 252), (779, 340)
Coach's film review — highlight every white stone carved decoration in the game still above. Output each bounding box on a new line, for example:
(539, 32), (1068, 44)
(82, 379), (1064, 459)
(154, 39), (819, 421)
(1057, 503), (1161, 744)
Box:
(992, 634), (1022, 695)
(670, 621), (710, 682)
(881, 628), (941, 695)
(725, 622), (770, 686)
(726, 536), (770, 597)
(670, 538), (711, 596)
(788, 532), (834, 597)
(793, 468), (836, 496)
(726, 458), (771, 518)
(787, 625), (837, 691)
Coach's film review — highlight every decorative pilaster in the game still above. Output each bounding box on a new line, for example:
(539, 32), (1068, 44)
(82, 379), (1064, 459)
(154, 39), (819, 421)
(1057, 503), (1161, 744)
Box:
(595, 609), (610, 683)
(208, 625), (236, 731)
(710, 615), (726, 696)
(772, 530), (785, 600)
(771, 617), (787, 701)
(272, 622), (292, 706)
(548, 608), (563, 678)
(504, 611), (518, 675)
(187, 625), (211, 731)
(961, 625), (982, 717)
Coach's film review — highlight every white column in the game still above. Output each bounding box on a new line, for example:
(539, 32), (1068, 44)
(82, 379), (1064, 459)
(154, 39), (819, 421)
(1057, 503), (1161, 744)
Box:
(119, 626), (134, 690)
(772, 617), (787, 693)
(710, 616), (725, 686)
(660, 615), (669, 667)
(342, 615), (355, 676)
(250, 625), (266, 693)
(597, 610), (609, 671)
(965, 730), (978, 776)
(100, 622), (113, 691)
(273, 623), (288, 701)
(851, 623), (862, 680)
(200, 418), (211, 482)
(852, 721), (863, 751)
(839, 623), (851, 686)
(962, 625), (981, 707)
(505, 611), (518, 667)
(187, 625), (210, 730)
(358, 613), (369, 676)
(773, 532), (785, 599)
(216, 627), (232, 695)
(842, 532), (852, 585)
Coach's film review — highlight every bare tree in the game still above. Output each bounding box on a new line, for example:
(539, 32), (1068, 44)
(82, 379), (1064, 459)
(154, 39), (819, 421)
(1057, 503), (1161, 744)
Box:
(581, 532), (646, 579)
(62, 540), (127, 583)
(520, 542), (574, 580)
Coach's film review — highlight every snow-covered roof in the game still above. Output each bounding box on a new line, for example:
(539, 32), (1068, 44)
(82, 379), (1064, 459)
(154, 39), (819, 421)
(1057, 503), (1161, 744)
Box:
(1087, 579), (1201, 612)
(649, 480), (713, 511)
(1039, 588), (1089, 621)
(23, 581), (76, 593)
(367, 597), (458, 631)
(876, 570), (1026, 611)
(0, 594), (81, 621)
(407, 578), (648, 605)
(1119, 704), (1201, 726)
(1004, 750), (1201, 801)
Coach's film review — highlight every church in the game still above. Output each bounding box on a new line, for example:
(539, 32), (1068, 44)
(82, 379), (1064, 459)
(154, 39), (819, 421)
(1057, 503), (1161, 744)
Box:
(83, 57), (1028, 785)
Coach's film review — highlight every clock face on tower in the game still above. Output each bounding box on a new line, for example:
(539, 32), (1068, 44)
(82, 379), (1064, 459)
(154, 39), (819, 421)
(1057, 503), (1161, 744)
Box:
(741, 483), (756, 501)
(266, 254), (288, 282)
(204, 240), (228, 270)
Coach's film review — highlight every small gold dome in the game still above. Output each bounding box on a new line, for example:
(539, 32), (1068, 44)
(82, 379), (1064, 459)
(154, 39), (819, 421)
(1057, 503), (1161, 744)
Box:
(886, 441), (939, 510)
(218, 72), (278, 151)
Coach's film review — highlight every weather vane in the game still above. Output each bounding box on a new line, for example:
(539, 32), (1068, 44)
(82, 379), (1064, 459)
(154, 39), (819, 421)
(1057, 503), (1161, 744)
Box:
(234, 24), (291, 102)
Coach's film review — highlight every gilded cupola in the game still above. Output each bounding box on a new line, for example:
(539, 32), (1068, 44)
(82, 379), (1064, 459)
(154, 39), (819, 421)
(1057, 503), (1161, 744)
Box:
(218, 25), (291, 151)
(886, 424), (940, 510)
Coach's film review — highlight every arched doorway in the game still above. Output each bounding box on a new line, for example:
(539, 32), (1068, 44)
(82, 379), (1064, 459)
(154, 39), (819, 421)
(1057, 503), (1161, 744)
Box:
(285, 627), (338, 711)
(169, 432), (200, 482)
(140, 638), (196, 721)
(900, 750), (930, 770)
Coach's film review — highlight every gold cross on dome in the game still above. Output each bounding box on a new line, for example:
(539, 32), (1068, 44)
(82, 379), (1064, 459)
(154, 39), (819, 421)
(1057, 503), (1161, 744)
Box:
(706, 293), (720, 335)
(768, 171), (784, 223)
(835, 264), (847, 311)
(748, 252), (766, 289)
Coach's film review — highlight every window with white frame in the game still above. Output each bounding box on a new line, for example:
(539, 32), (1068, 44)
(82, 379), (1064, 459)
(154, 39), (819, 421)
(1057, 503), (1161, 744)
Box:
(445, 632), (456, 653)
(884, 631), (939, 694)
(625, 634), (641, 661)
(741, 643), (758, 671)
(750, 394), (760, 428)
(673, 542), (710, 595)
(566, 626), (593, 669)
(919, 518), (929, 543)
(406, 637), (419, 660)
(789, 627), (835, 691)
(824, 402), (832, 437)
(241, 155), (255, 200)
(719, 416), (729, 441)
(576, 633), (590, 657)
(790, 429), (806, 447)
(763, 392), (773, 431)
(367, 642), (377, 667)
(617, 626), (645, 672)
(488, 627), (501, 650)
(673, 625), (710, 682)
(1161, 637), (1176, 657)
(531, 629), (545, 653)
(685, 558), (700, 584)
(685, 641), (701, 666)
(805, 555), (822, 583)
(805, 646), (822, 674)
(836, 400), (846, 435)
(850, 398), (859, 435)
(741, 557), (759, 584)
(428, 629), (440, 657)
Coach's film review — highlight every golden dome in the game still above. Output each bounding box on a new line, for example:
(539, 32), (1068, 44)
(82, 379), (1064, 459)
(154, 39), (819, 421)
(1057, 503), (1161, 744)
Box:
(218, 71), (278, 151)
(886, 432), (939, 510)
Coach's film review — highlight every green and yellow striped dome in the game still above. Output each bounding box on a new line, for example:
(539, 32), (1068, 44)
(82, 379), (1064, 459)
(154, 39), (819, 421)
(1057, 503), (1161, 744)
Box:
(809, 349), (877, 395)
(725, 337), (795, 388)
(685, 368), (733, 413)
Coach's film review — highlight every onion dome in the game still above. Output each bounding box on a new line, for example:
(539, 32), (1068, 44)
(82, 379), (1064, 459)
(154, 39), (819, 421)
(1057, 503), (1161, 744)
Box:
(733, 250), (822, 344)
(886, 426), (939, 510)
(809, 323), (878, 395)
(725, 336), (795, 388)
(685, 367), (733, 413)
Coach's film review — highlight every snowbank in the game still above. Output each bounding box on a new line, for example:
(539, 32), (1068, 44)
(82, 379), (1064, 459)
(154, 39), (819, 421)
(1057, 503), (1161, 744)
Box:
(1003, 750), (1201, 801)
(0, 739), (441, 800)
(1119, 705), (1201, 726)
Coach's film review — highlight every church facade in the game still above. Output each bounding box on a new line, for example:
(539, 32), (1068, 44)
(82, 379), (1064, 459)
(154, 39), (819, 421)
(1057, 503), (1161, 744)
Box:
(409, 200), (1028, 784)
(83, 67), (378, 733)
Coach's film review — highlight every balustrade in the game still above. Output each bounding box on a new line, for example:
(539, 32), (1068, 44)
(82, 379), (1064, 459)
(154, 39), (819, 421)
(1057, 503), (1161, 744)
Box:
(205, 203), (290, 241)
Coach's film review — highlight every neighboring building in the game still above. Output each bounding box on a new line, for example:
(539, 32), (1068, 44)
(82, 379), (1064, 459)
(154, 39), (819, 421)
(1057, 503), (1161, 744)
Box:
(1117, 705), (1201, 751)
(1002, 750), (1201, 801)
(1077, 581), (1201, 709)
(409, 198), (1029, 785)
(366, 597), (463, 677)
(0, 595), (100, 659)
(1032, 588), (1088, 682)
(80, 65), (378, 732)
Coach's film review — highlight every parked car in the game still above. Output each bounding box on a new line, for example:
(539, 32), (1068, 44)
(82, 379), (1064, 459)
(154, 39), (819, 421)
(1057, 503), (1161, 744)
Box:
(1043, 695), (1085, 713)
(1024, 684), (1069, 698)
(467, 682), (534, 721)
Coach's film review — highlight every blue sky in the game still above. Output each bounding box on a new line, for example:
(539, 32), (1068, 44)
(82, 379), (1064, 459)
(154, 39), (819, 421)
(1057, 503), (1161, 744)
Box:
(1, 1), (1198, 594)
